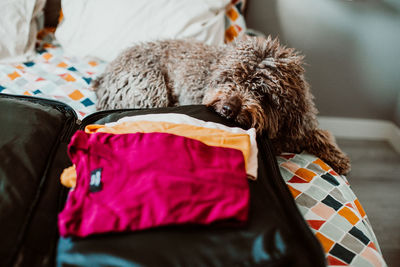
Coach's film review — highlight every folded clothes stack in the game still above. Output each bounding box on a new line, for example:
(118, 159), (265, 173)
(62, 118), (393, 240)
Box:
(58, 114), (258, 237)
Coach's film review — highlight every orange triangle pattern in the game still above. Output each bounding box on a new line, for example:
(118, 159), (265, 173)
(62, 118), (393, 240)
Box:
(329, 170), (338, 176)
(288, 175), (308, 183)
(280, 154), (295, 160)
(226, 7), (239, 21)
(327, 255), (348, 266)
(43, 53), (53, 61)
(307, 220), (325, 230)
(354, 198), (366, 218)
(287, 185), (302, 199)
(313, 158), (331, 172)
(368, 242), (377, 251)
(7, 71), (21, 80)
(295, 168), (316, 182)
(345, 203), (354, 209)
(60, 73), (76, 82)
(57, 62), (68, 68)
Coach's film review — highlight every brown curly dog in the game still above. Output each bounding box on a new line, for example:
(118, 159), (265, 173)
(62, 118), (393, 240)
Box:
(93, 35), (351, 175)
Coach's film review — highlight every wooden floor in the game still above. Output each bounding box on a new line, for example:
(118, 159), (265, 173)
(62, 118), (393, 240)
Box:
(336, 139), (400, 267)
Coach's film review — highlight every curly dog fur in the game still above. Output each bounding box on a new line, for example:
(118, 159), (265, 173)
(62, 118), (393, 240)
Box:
(93, 36), (351, 175)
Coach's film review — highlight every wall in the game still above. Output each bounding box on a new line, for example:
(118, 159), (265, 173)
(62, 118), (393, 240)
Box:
(246, 0), (400, 126)
(396, 92), (400, 125)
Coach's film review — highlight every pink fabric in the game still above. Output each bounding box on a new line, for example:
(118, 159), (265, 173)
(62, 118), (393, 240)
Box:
(58, 131), (249, 237)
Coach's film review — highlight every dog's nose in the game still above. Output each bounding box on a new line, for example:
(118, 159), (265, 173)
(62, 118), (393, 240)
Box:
(222, 105), (233, 117)
(220, 96), (241, 119)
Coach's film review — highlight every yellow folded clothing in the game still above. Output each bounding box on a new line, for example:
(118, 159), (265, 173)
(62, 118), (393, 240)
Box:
(60, 165), (77, 189)
(106, 113), (258, 178)
(61, 121), (252, 188)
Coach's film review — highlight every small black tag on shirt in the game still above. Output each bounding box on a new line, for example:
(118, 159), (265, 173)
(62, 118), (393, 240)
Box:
(90, 168), (103, 192)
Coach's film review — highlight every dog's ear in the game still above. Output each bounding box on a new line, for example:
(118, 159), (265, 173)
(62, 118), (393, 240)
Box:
(255, 36), (306, 97)
(232, 34), (279, 51)
(230, 34), (267, 49)
(229, 34), (252, 46)
(253, 37), (316, 138)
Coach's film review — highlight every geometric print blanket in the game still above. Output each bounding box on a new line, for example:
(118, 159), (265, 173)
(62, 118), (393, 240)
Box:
(278, 153), (386, 267)
(0, 30), (104, 120)
(0, 34), (387, 267)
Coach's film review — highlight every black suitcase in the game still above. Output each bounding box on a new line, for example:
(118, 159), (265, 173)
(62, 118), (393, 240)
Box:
(0, 93), (326, 266)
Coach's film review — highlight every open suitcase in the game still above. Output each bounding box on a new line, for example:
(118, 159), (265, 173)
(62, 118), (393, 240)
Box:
(0, 93), (326, 266)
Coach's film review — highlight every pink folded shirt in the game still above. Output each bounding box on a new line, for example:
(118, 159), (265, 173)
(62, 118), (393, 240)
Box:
(58, 131), (249, 237)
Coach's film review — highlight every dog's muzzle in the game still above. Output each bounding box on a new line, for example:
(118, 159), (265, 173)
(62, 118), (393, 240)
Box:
(220, 95), (242, 120)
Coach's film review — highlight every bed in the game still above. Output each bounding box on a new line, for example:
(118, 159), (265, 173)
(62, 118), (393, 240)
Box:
(0, 0), (387, 266)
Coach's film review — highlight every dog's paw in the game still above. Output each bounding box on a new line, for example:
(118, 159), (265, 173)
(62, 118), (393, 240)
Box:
(329, 153), (351, 176)
(304, 129), (351, 176)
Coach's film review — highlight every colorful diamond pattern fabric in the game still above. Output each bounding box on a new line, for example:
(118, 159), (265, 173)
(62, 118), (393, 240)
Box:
(0, 26), (386, 266)
(224, 0), (247, 43)
(278, 152), (387, 266)
(0, 30), (105, 119)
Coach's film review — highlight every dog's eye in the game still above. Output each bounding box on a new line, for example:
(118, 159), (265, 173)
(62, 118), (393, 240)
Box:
(246, 82), (258, 91)
(251, 89), (263, 98)
(271, 94), (280, 105)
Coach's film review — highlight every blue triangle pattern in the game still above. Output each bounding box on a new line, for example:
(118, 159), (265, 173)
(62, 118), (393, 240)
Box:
(82, 77), (92, 84)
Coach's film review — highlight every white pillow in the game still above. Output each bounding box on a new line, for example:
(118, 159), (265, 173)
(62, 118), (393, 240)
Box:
(0, 0), (45, 63)
(55, 0), (230, 62)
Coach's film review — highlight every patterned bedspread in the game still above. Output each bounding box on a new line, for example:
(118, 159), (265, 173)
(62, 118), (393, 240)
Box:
(278, 153), (385, 266)
(0, 31), (386, 267)
(0, 30), (103, 119)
